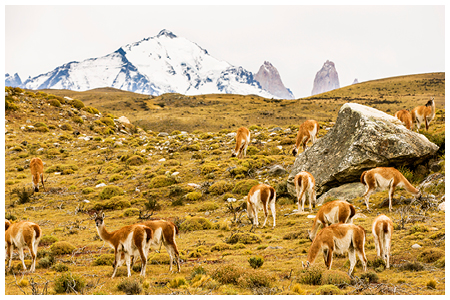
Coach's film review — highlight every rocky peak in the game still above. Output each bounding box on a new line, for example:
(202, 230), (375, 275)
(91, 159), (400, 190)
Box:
(254, 61), (294, 99)
(352, 78), (359, 84)
(157, 29), (177, 39)
(311, 60), (340, 96)
(5, 73), (22, 87)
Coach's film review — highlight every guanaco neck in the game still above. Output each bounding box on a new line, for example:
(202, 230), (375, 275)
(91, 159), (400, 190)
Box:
(96, 223), (116, 246)
(307, 238), (322, 264)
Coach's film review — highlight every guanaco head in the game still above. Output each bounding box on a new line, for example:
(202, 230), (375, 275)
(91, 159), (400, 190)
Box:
(292, 146), (298, 157)
(231, 152), (237, 158)
(425, 97), (435, 107)
(5, 220), (12, 231)
(94, 212), (105, 228)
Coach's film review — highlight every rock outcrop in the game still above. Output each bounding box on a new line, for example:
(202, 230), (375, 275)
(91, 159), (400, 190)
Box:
(287, 103), (439, 197)
(255, 61), (294, 99)
(311, 60), (340, 96)
(352, 78), (359, 84)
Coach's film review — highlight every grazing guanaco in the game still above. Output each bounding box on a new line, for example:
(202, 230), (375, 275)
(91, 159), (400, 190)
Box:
(361, 167), (421, 211)
(294, 171), (316, 213)
(5, 220), (42, 273)
(394, 109), (412, 130)
(292, 120), (319, 156)
(302, 223), (367, 275)
(30, 157), (45, 192)
(140, 219), (181, 273)
(246, 184), (277, 228)
(308, 200), (356, 241)
(231, 127), (250, 159)
(94, 212), (153, 278)
(411, 97), (435, 131)
(372, 214), (394, 269)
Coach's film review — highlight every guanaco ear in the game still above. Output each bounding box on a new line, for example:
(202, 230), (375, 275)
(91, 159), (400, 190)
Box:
(102, 212), (105, 219)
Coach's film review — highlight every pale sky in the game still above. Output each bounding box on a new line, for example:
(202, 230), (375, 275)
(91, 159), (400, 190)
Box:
(4, 3), (446, 98)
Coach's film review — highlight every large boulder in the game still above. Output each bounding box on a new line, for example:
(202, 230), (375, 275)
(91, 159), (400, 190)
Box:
(287, 103), (439, 197)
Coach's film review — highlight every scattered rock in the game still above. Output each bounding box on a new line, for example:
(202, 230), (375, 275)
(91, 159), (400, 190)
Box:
(96, 183), (107, 188)
(268, 165), (287, 176)
(158, 158), (166, 162)
(268, 127), (282, 132)
(118, 116), (131, 125)
(412, 244), (422, 249)
(158, 132), (169, 137)
(316, 182), (366, 205)
(438, 201), (445, 211)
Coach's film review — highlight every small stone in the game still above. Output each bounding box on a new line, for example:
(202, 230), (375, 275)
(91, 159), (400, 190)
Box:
(411, 244), (422, 249)
(96, 183), (107, 188)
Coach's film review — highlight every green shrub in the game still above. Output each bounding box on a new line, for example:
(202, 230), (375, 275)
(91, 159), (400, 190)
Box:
(198, 201), (219, 211)
(82, 106), (100, 114)
(148, 253), (171, 265)
(117, 278), (143, 295)
(51, 241), (76, 255)
(100, 185), (124, 199)
(168, 276), (187, 288)
(180, 217), (212, 231)
(72, 116), (84, 124)
(248, 256), (264, 269)
(49, 99), (61, 107)
(60, 123), (73, 131)
(211, 242), (231, 252)
(93, 254), (115, 266)
(71, 99), (85, 109)
(201, 163), (220, 174)
(149, 175), (176, 188)
(315, 284), (343, 295)
(426, 279), (437, 289)
(237, 269), (275, 288)
(185, 191), (202, 201)
(209, 180), (234, 195)
(82, 187), (94, 195)
(100, 116), (115, 127)
(417, 248), (444, 263)
(45, 164), (78, 174)
(398, 261), (424, 271)
(246, 146), (260, 155)
(226, 232), (261, 244)
(361, 271), (379, 283)
(212, 265), (244, 285)
(52, 263), (69, 272)
(232, 179), (259, 195)
(180, 143), (201, 151)
(126, 155), (146, 166)
(123, 208), (140, 217)
(37, 256), (56, 268)
(54, 272), (86, 294)
(291, 283), (307, 295)
(299, 265), (324, 285)
(93, 196), (131, 210)
(321, 269), (351, 285)
(39, 235), (59, 246)
(109, 174), (123, 182)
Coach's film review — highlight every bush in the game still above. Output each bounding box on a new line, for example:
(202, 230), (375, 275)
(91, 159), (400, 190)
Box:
(148, 252), (171, 265)
(123, 208), (140, 217)
(226, 232), (261, 244)
(100, 116), (115, 127)
(60, 123), (73, 131)
(417, 248), (444, 263)
(211, 242), (231, 252)
(198, 201), (219, 211)
(51, 241), (76, 255)
(71, 99), (85, 109)
(126, 155), (146, 166)
(321, 270), (351, 285)
(93, 254), (115, 266)
(398, 261), (424, 271)
(45, 164), (78, 174)
(49, 99), (61, 107)
(426, 279), (437, 289)
(248, 256), (264, 269)
(100, 185), (124, 199)
(186, 191), (202, 201)
(72, 116), (84, 124)
(82, 106), (100, 114)
(180, 217), (213, 231)
(53, 263), (69, 272)
(39, 235), (59, 246)
(232, 179), (259, 195)
(168, 276), (187, 288)
(201, 163), (220, 174)
(315, 284), (343, 295)
(299, 265), (324, 285)
(82, 187), (94, 194)
(237, 269), (275, 288)
(93, 196), (131, 210)
(149, 175), (176, 188)
(117, 278), (143, 295)
(209, 180), (234, 195)
(212, 265), (244, 285)
(37, 256), (56, 269)
(54, 272), (86, 294)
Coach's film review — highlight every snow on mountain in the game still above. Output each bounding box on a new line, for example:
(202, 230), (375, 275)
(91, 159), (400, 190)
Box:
(5, 73), (22, 87)
(18, 29), (277, 98)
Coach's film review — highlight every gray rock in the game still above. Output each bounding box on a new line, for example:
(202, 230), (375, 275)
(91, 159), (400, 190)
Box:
(158, 132), (169, 137)
(288, 103), (439, 197)
(268, 165), (288, 176)
(268, 127), (282, 132)
(316, 182), (366, 205)
(411, 244), (422, 249)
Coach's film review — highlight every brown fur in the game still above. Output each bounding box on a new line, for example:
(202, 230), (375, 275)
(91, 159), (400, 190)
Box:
(30, 157), (45, 192)
(231, 127), (250, 158)
(246, 184), (277, 228)
(372, 214), (394, 268)
(394, 109), (412, 130)
(411, 97), (435, 131)
(305, 223), (367, 275)
(309, 200), (356, 241)
(94, 213), (154, 278)
(141, 220), (181, 272)
(292, 120), (319, 156)
(5, 220), (42, 272)
(294, 171), (316, 213)
(361, 167), (421, 211)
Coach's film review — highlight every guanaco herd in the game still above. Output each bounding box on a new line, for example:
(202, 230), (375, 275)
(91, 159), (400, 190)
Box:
(5, 98), (434, 278)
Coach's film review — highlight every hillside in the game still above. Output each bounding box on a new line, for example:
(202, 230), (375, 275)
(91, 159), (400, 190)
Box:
(40, 72), (445, 133)
(4, 73), (445, 295)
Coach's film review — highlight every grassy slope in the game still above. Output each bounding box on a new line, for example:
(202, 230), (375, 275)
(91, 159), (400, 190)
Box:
(5, 72), (445, 295)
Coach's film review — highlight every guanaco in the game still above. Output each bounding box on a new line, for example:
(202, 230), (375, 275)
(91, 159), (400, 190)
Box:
(411, 97), (435, 131)
(292, 120), (319, 156)
(30, 157), (45, 192)
(294, 171), (316, 213)
(5, 220), (42, 273)
(308, 200), (356, 241)
(246, 184), (277, 228)
(303, 223), (367, 275)
(94, 212), (153, 278)
(231, 127), (250, 158)
(372, 214), (394, 269)
(394, 109), (412, 130)
(361, 167), (421, 211)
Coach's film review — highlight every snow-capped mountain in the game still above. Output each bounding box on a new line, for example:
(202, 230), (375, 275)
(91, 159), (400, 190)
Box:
(17, 29), (280, 98)
(5, 73), (22, 87)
